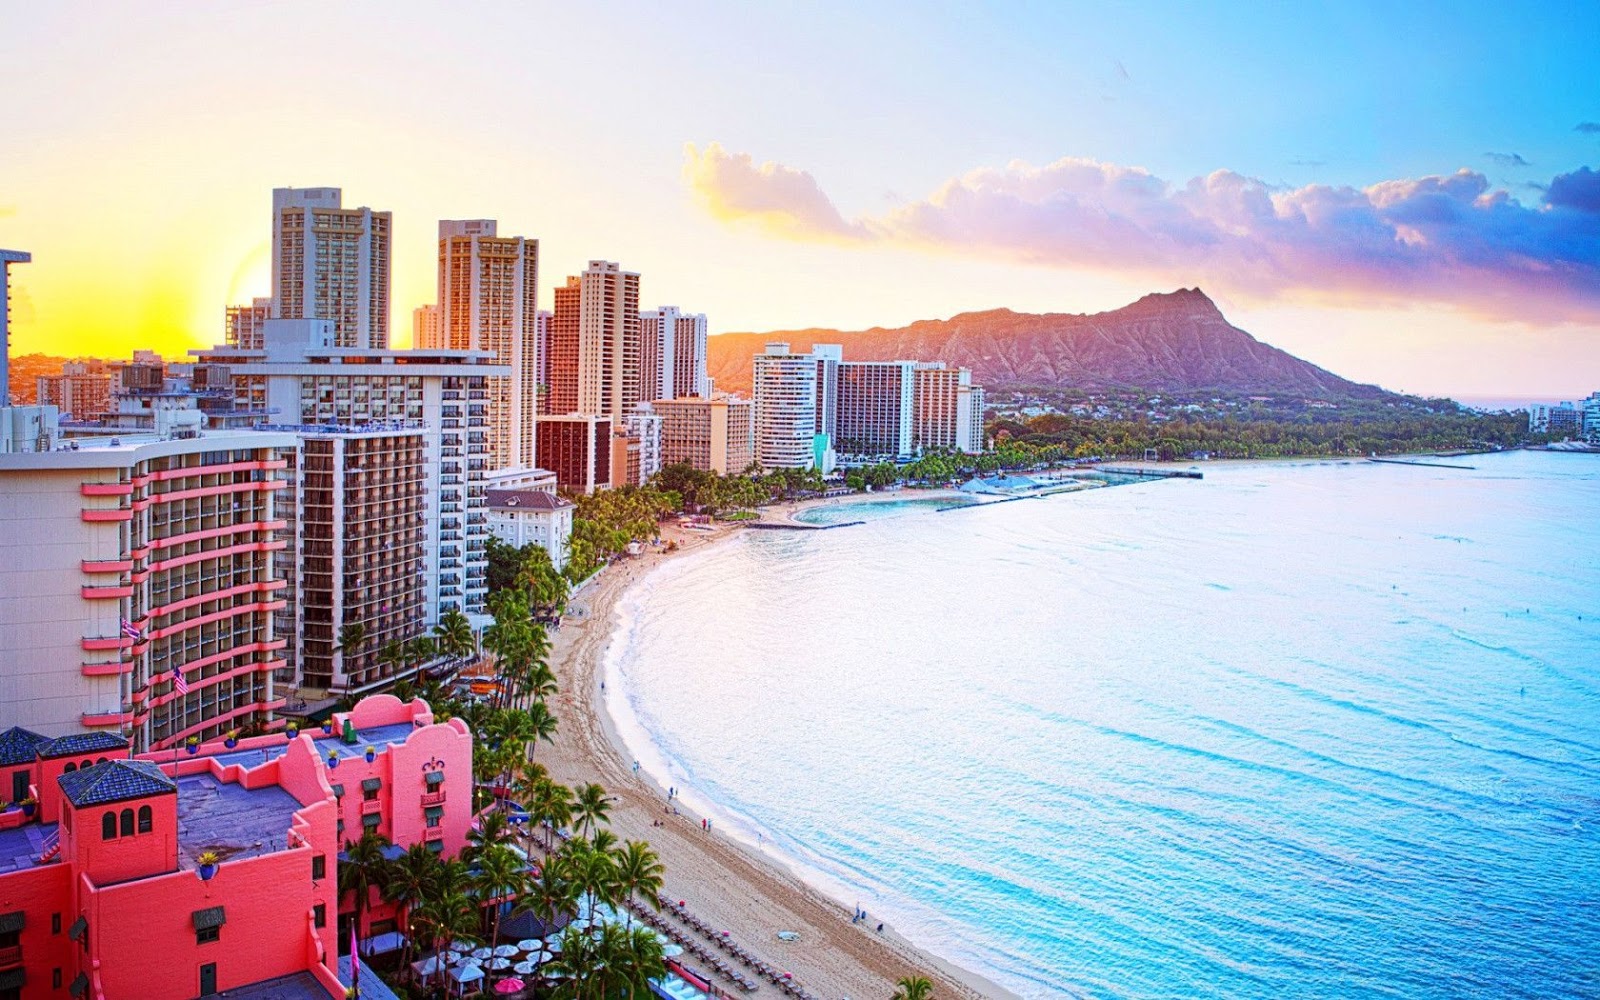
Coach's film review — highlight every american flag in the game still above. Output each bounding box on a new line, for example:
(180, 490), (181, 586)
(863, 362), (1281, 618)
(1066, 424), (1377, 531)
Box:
(120, 617), (142, 640)
(172, 667), (189, 695)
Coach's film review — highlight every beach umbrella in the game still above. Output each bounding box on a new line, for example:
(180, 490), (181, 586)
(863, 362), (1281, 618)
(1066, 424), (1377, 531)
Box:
(515, 939), (543, 952)
(494, 979), (525, 994)
(487, 957), (512, 970)
(492, 944), (518, 957)
(544, 938), (562, 954)
(513, 962), (537, 975)
(443, 952), (462, 966)
(449, 940), (474, 953)
(662, 944), (684, 958)
(471, 946), (493, 960)
(413, 955), (448, 977)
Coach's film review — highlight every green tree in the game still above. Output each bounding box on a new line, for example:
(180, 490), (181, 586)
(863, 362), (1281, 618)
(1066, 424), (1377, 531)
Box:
(893, 976), (935, 1000)
(573, 782), (611, 839)
(339, 831), (392, 954)
(611, 839), (664, 928)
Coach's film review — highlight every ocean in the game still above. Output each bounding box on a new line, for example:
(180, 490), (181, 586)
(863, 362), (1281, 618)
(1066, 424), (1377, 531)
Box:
(604, 452), (1600, 999)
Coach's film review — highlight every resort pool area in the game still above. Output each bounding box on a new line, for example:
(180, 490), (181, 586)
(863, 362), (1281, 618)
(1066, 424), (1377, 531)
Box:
(652, 973), (711, 1000)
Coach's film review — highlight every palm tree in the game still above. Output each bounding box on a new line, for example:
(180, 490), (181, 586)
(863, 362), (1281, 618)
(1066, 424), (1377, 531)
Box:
(530, 778), (573, 860)
(619, 924), (668, 1000)
(472, 843), (527, 952)
(412, 890), (480, 987)
(515, 861), (578, 944)
(376, 639), (406, 680)
(432, 606), (475, 676)
(334, 622), (369, 688)
(339, 831), (392, 954)
(611, 840), (664, 927)
(573, 782), (611, 839)
(466, 808), (513, 863)
(383, 843), (440, 974)
(405, 634), (437, 677)
(893, 976), (935, 1000)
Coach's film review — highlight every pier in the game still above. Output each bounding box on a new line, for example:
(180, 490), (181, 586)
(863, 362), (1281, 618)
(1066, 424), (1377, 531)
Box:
(1097, 466), (1204, 479)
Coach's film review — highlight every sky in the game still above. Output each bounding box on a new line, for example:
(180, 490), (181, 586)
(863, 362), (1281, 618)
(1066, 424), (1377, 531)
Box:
(1, 1), (1597, 398)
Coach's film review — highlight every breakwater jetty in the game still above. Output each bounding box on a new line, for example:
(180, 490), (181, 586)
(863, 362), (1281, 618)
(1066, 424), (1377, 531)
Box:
(1368, 457), (1476, 470)
(747, 520), (865, 531)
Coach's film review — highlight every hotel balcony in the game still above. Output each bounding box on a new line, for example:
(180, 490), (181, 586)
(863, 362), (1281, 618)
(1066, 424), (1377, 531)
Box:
(361, 799), (384, 816)
(421, 789), (446, 807)
(0, 944), (20, 970)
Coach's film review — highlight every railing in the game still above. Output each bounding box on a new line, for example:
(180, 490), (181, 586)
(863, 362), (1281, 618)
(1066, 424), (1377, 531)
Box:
(361, 799), (383, 816)
(421, 790), (446, 807)
(0, 944), (21, 968)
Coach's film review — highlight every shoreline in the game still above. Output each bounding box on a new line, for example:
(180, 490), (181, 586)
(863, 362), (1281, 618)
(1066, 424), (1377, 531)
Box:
(540, 515), (1018, 1000)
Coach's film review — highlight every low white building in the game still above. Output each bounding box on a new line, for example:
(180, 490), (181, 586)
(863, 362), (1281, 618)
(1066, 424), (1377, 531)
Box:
(486, 488), (574, 571)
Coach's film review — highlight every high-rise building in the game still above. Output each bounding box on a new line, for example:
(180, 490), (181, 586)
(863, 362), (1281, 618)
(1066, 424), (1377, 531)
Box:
(271, 187), (392, 349)
(1530, 402), (1580, 436)
(534, 414), (613, 494)
(615, 404), (663, 487)
(195, 319), (510, 628)
(224, 297), (274, 350)
(0, 422), (298, 750)
(1581, 392), (1600, 442)
(0, 248), (30, 407)
(912, 364), (985, 454)
(655, 395), (754, 475)
(836, 361), (917, 460)
(36, 369), (114, 422)
(751, 343), (839, 471)
(413, 304), (441, 349)
(640, 306), (709, 402)
(279, 426), (427, 694)
(436, 220), (539, 470)
(545, 261), (641, 419)
(535, 309), (552, 405)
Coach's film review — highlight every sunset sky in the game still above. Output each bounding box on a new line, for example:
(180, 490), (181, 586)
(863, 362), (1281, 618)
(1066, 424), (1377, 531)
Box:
(2, 2), (1596, 399)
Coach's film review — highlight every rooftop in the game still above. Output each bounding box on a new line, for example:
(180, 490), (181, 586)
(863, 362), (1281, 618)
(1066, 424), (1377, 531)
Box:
(175, 774), (302, 869)
(213, 972), (331, 1000)
(200, 722), (421, 773)
(0, 726), (50, 766)
(38, 731), (130, 759)
(486, 488), (574, 511)
(0, 822), (56, 875)
(58, 760), (175, 807)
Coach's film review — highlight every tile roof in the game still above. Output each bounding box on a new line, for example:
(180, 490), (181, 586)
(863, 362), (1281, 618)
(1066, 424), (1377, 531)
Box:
(57, 760), (176, 807)
(0, 726), (51, 766)
(38, 731), (131, 760)
(485, 488), (573, 511)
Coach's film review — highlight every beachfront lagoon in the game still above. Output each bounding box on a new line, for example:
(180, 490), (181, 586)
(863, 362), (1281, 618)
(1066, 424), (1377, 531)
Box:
(609, 452), (1600, 999)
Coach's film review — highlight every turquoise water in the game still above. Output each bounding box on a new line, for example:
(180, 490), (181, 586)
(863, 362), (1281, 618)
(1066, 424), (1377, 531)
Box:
(606, 452), (1600, 998)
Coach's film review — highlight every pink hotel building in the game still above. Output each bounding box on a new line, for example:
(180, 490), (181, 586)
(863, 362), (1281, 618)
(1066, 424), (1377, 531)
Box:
(0, 694), (472, 1000)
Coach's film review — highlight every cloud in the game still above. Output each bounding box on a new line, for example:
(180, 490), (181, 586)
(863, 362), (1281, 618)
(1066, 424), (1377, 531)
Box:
(682, 143), (867, 243)
(1484, 151), (1530, 167)
(1289, 158), (1327, 168)
(1576, 122), (1600, 135)
(685, 143), (1600, 322)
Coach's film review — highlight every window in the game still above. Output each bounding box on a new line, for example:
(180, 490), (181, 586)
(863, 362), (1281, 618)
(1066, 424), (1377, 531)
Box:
(64, 762), (77, 773)
(137, 806), (152, 834)
(101, 813), (116, 840)
(362, 786), (378, 802)
(313, 904), (326, 928)
(119, 809), (134, 837)
(52, 913), (61, 935)
(196, 925), (219, 945)
(54, 969), (63, 989)
(312, 855), (326, 880)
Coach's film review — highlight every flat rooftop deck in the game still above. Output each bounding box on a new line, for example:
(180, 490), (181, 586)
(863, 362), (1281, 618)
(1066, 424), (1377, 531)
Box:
(0, 822), (55, 874)
(202, 722), (421, 772)
(216, 972), (330, 1000)
(175, 774), (301, 868)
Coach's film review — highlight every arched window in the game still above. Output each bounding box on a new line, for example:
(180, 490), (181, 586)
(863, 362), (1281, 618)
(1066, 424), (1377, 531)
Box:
(119, 808), (134, 836)
(97, 757), (109, 765)
(137, 805), (152, 833)
(102, 812), (116, 840)
(64, 762), (77, 773)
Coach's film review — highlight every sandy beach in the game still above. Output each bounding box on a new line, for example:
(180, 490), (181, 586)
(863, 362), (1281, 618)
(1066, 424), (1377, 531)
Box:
(537, 510), (1016, 1000)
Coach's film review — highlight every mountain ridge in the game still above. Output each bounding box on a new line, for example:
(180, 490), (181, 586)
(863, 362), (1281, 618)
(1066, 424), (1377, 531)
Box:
(707, 289), (1391, 400)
